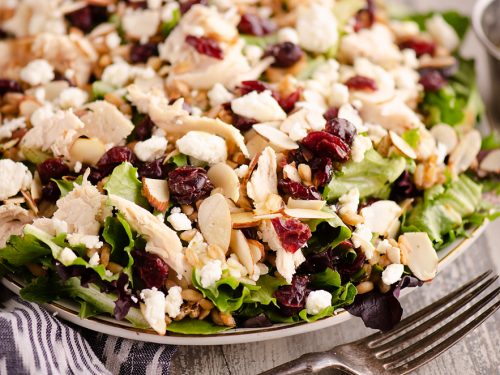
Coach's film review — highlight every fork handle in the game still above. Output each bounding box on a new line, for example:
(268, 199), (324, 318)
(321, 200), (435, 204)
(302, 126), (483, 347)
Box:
(259, 351), (349, 375)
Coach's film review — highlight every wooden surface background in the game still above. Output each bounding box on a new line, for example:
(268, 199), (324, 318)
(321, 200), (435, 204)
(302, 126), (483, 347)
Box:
(171, 1), (500, 374)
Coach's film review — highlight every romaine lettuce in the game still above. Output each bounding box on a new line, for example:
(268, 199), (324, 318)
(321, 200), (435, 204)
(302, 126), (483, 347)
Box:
(104, 162), (149, 207)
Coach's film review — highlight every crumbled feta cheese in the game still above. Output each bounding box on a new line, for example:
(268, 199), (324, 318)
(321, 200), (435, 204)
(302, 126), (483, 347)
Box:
(351, 135), (372, 163)
(140, 288), (166, 335)
(167, 210), (192, 231)
(283, 164), (301, 183)
(176, 131), (227, 165)
(382, 264), (404, 285)
(360, 200), (402, 235)
(234, 164), (249, 179)
(199, 260), (223, 288)
(365, 123), (388, 144)
(67, 234), (103, 249)
(131, 295), (138, 303)
(105, 32), (121, 49)
(165, 286), (183, 318)
(305, 290), (332, 315)
(244, 45), (264, 66)
(402, 49), (419, 69)
(88, 252), (100, 267)
(377, 239), (401, 264)
(161, 2), (180, 22)
(426, 14), (459, 52)
(0, 160), (32, 200)
(338, 188), (359, 216)
(231, 90), (286, 123)
(226, 253), (248, 279)
(32, 217), (68, 237)
(101, 61), (133, 87)
(60, 247), (77, 266)
(57, 87), (88, 109)
(20, 59), (54, 86)
(0, 117), (26, 140)
(207, 83), (234, 108)
(338, 103), (365, 132)
(134, 135), (168, 162)
(105, 270), (113, 278)
(352, 224), (375, 260)
(329, 83), (350, 107)
(122, 9), (160, 43)
(74, 161), (83, 173)
(297, 4), (338, 53)
(277, 27), (299, 44)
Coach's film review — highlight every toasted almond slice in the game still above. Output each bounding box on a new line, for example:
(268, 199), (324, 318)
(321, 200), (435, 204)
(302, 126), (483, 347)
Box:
(247, 239), (265, 263)
(198, 193), (231, 252)
(230, 230), (254, 275)
(479, 149), (500, 173)
(430, 123), (457, 154)
(287, 198), (326, 211)
(360, 200), (402, 235)
(70, 137), (106, 165)
(207, 163), (240, 202)
(389, 131), (417, 159)
(449, 129), (481, 175)
(142, 178), (170, 211)
(283, 208), (335, 219)
(231, 212), (260, 228)
(253, 212), (283, 220)
(253, 124), (299, 150)
(398, 232), (438, 281)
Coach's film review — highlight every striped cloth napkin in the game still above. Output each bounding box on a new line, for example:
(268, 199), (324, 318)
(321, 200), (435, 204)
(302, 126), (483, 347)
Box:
(0, 287), (177, 375)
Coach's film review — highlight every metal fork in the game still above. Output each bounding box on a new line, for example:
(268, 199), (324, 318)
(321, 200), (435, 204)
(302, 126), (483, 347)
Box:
(260, 270), (500, 375)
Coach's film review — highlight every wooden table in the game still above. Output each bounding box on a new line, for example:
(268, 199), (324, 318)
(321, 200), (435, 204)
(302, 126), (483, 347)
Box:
(172, 1), (500, 374)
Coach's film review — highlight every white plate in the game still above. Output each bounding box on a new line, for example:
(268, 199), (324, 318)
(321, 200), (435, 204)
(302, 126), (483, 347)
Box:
(1, 223), (488, 345)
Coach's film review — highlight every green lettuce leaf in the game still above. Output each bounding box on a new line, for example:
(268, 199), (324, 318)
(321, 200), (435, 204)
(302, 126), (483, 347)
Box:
(299, 306), (335, 322)
(403, 174), (482, 244)
(311, 268), (342, 290)
(166, 319), (231, 334)
(104, 162), (148, 207)
(168, 153), (188, 167)
(246, 275), (287, 307)
(402, 128), (420, 149)
(0, 234), (51, 267)
(20, 275), (66, 303)
(161, 7), (180, 36)
(324, 149), (406, 200)
(481, 133), (500, 151)
(307, 210), (351, 252)
(92, 81), (115, 100)
(52, 176), (83, 197)
(403, 11), (470, 41)
(102, 214), (135, 282)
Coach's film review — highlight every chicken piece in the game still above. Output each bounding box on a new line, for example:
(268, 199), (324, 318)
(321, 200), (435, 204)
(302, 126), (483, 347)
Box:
(0, 205), (33, 248)
(246, 147), (278, 205)
(0, 160), (33, 201)
(108, 194), (187, 279)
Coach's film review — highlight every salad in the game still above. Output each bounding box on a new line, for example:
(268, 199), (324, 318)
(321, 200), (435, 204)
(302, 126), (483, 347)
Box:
(0, 0), (498, 336)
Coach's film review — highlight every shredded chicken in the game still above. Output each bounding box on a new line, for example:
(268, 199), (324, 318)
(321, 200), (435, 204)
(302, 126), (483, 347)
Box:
(0, 205), (34, 248)
(247, 147), (278, 205)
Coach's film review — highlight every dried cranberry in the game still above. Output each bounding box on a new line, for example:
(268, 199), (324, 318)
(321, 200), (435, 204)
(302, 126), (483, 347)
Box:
(271, 217), (312, 253)
(278, 178), (321, 200)
(345, 76), (377, 91)
(274, 275), (310, 316)
(302, 131), (350, 162)
(179, 0), (207, 14)
(66, 5), (108, 33)
(130, 43), (158, 63)
(185, 35), (223, 60)
(96, 146), (136, 176)
(88, 168), (106, 185)
(242, 314), (273, 328)
(237, 80), (270, 95)
(133, 250), (169, 289)
(0, 29), (10, 39)
(353, 0), (375, 32)
(310, 157), (333, 187)
(323, 107), (339, 122)
(0, 79), (22, 95)
(138, 158), (169, 179)
(325, 117), (357, 146)
(134, 115), (155, 141)
(390, 170), (419, 202)
(37, 158), (70, 184)
(419, 70), (447, 92)
(168, 166), (214, 204)
(42, 180), (61, 201)
(237, 13), (276, 36)
(264, 42), (304, 68)
(287, 145), (315, 165)
(277, 89), (302, 113)
(126, 0), (147, 9)
(399, 39), (435, 57)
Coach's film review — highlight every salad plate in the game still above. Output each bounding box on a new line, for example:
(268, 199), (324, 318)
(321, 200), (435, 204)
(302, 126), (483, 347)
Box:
(0, 222), (488, 345)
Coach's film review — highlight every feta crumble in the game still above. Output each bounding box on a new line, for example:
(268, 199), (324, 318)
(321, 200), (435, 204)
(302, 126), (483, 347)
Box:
(234, 164), (249, 179)
(297, 4), (338, 53)
(105, 32), (121, 49)
(60, 247), (77, 266)
(167, 208), (192, 231)
(101, 62), (132, 87)
(122, 9), (160, 43)
(305, 290), (332, 315)
(57, 87), (88, 109)
(207, 83), (234, 108)
(176, 131), (227, 165)
(277, 27), (299, 44)
(140, 288), (166, 335)
(88, 252), (100, 267)
(199, 260), (223, 288)
(350, 135), (372, 163)
(20, 59), (54, 86)
(382, 264), (404, 285)
(231, 90), (286, 123)
(134, 135), (168, 162)
(352, 224), (375, 260)
(0, 117), (26, 140)
(338, 188), (360, 216)
(0, 160), (33, 200)
(165, 286), (183, 318)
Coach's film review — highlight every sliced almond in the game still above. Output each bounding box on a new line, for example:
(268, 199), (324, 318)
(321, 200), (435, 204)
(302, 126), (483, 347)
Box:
(449, 129), (481, 175)
(19, 98), (42, 118)
(253, 212), (283, 220)
(231, 212), (260, 228)
(360, 200), (402, 235)
(479, 149), (500, 173)
(198, 193), (231, 252)
(245, 132), (269, 160)
(287, 198), (326, 211)
(142, 178), (170, 211)
(398, 232), (438, 281)
(430, 123), (457, 154)
(253, 124), (299, 150)
(389, 131), (417, 159)
(230, 230), (254, 275)
(207, 163), (240, 202)
(247, 239), (265, 263)
(283, 208), (335, 219)
(69, 137), (106, 165)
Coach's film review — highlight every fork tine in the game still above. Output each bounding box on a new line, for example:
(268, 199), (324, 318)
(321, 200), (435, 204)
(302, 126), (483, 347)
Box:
(382, 286), (500, 367)
(367, 270), (492, 345)
(371, 274), (499, 353)
(393, 298), (500, 374)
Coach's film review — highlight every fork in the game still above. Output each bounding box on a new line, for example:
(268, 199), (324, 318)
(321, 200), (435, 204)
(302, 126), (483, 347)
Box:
(260, 270), (500, 375)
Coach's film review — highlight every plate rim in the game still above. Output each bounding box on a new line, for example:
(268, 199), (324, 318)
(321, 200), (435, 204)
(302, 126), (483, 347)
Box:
(0, 222), (488, 345)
